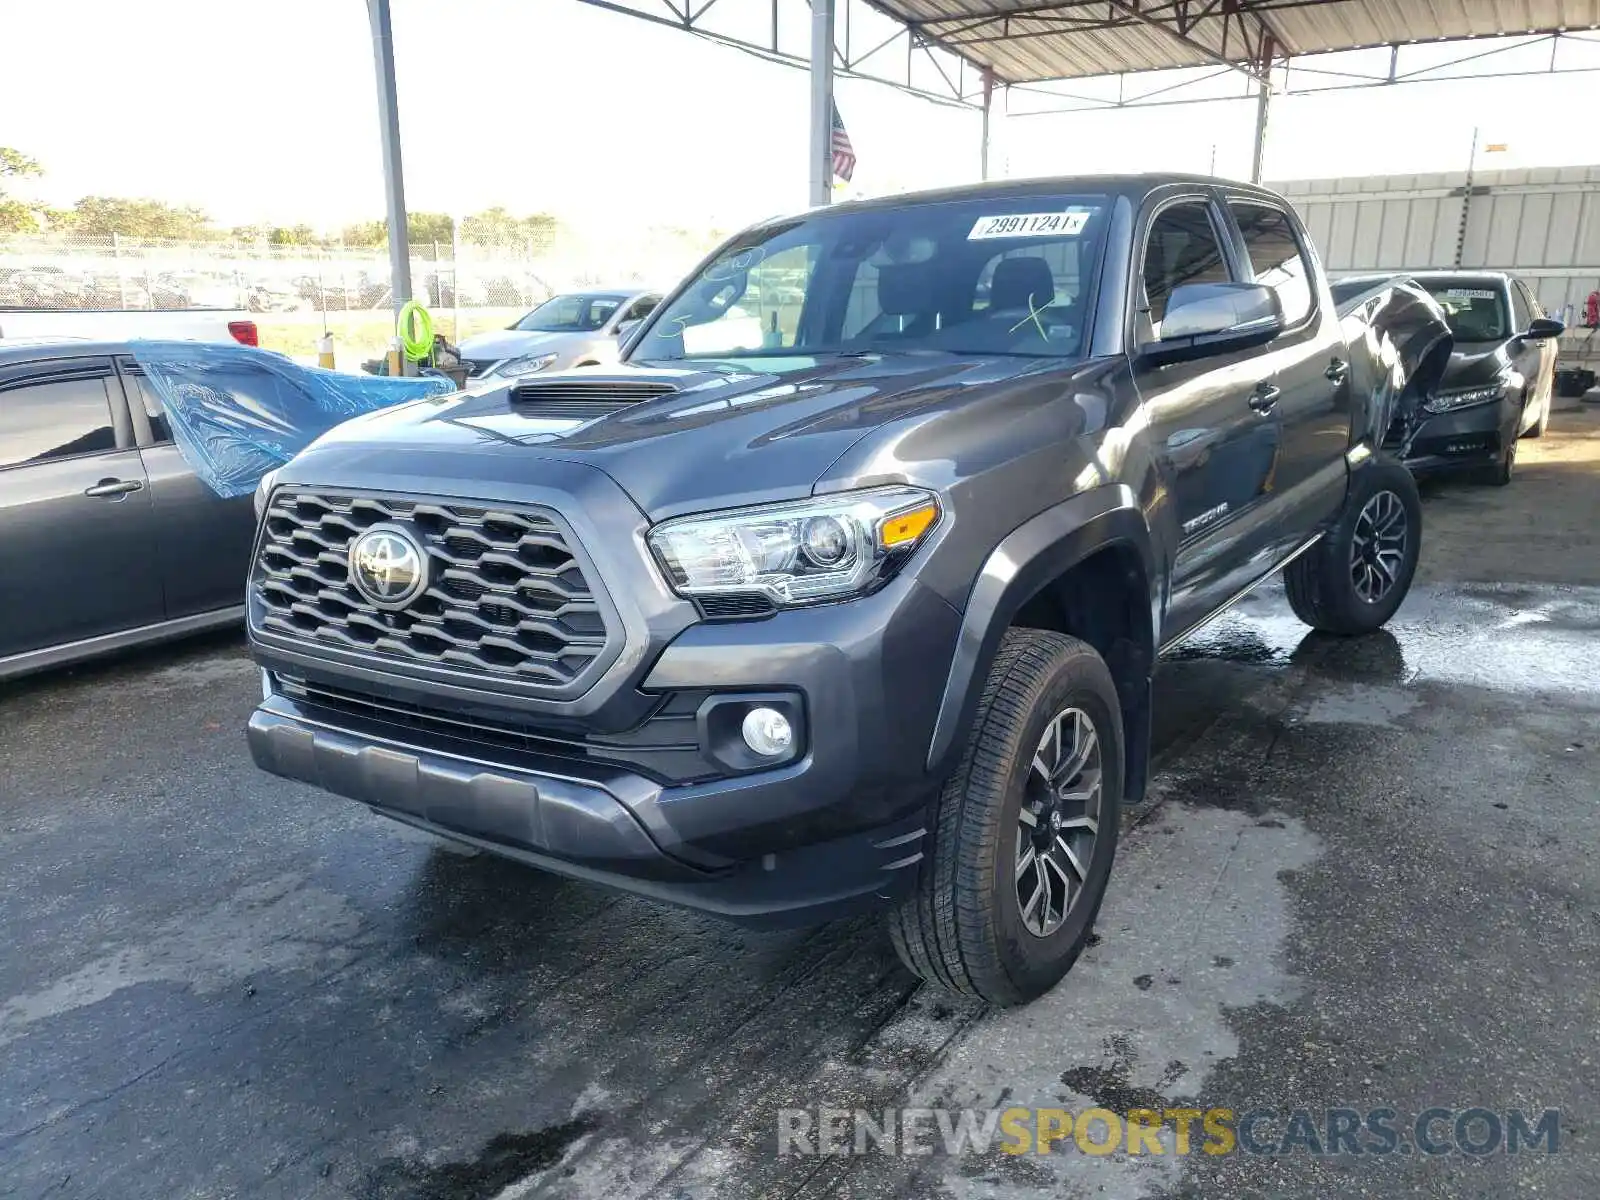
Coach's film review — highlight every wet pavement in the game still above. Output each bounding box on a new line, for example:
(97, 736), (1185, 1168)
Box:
(4, 413), (1599, 1199)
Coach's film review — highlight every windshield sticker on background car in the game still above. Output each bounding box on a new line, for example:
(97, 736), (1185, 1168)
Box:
(1444, 288), (1498, 300)
(968, 210), (1092, 240)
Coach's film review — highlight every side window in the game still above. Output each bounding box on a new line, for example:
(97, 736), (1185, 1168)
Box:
(679, 243), (816, 355)
(1516, 280), (1544, 320)
(1140, 202), (1231, 333)
(1230, 202), (1314, 326)
(1508, 281), (1532, 333)
(0, 376), (116, 470)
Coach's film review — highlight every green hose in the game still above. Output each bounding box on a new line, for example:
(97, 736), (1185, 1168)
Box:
(396, 299), (434, 362)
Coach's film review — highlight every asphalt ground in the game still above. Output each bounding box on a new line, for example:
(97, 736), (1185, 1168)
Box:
(4, 404), (1599, 1200)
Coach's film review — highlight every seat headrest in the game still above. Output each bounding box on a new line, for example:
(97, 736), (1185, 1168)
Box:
(877, 262), (932, 317)
(990, 257), (1055, 311)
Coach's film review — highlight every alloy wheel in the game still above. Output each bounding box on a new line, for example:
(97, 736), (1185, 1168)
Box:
(1015, 706), (1103, 938)
(1349, 489), (1408, 604)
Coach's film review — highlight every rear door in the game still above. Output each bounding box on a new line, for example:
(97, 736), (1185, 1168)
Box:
(0, 356), (164, 662)
(116, 357), (257, 618)
(1222, 196), (1349, 526)
(1129, 192), (1281, 642)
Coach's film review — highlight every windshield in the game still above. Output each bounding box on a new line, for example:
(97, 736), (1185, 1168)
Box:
(514, 293), (627, 332)
(1418, 280), (1508, 342)
(630, 194), (1110, 365)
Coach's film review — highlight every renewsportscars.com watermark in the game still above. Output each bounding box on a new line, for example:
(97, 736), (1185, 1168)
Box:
(777, 1106), (1562, 1158)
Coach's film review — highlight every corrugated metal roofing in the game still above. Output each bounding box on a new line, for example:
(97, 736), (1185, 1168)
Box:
(866, 0), (1600, 84)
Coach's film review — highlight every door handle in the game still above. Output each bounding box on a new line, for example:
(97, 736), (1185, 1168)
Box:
(84, 478), (144, 498)
(1248, 383), (1282, 413)
(1325, 358), (1350, 384)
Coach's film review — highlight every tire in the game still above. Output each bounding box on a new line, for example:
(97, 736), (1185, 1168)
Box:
(1285, 456), (1422, 636)
(1525, 394), (1550, 439)
(1477, 435), (1516, 487)
(888, 629), (1122, 1006)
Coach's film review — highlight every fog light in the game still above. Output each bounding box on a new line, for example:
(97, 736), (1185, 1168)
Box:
(741, 707), (793, 757)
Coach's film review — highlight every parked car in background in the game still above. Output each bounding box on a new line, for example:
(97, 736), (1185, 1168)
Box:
(246, 276), (304, 312)
(1337, 270), (1563, 485)
(12, 265), (88, 309)
(0, 308), (259, 345)
(455, 289), (661, 378)
(0, 338), (256, 680)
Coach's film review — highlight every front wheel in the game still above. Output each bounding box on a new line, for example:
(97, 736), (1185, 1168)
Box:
(888, 630), (1122, 1006)
(1285, 456), (1422, 635)
(1477, 435), (1516, 487)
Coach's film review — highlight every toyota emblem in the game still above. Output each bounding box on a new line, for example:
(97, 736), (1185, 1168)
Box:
(348, 524), (428, 609)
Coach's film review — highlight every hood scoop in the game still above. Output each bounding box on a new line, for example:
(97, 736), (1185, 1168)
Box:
(508, 377), (678, 420)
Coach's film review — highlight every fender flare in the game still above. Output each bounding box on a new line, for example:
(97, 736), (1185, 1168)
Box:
(924, 484), (1159, 775)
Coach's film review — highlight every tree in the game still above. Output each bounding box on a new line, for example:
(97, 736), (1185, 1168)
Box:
(0, 147), (44, 233)
(71, 195), (214, 239)
(459, 206), (560, 249)
(407, 211), (453, 245)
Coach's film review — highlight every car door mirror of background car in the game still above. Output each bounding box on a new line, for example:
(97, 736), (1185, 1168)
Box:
(1139, 282), (1286, 367)
(1523, 317), (1565, 340)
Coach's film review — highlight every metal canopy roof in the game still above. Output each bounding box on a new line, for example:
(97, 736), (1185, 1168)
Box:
(866, 0), (1600, 85)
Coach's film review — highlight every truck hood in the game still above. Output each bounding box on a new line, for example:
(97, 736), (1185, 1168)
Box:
(456, 329), (584, 360)
(299, 354), (1044, 519)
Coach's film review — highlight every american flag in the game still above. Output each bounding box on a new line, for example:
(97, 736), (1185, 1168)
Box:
(831, 102), (856, 184)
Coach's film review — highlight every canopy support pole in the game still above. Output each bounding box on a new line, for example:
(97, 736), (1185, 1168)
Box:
(1249, 48), (1274, 183)
(980, 69), (995, 180)
(368, 0), (412, 317)
(809, 0), (835, 206)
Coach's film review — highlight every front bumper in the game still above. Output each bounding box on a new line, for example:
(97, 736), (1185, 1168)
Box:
(1389, 397), (1518, 474)
(248, 572), (961, 926)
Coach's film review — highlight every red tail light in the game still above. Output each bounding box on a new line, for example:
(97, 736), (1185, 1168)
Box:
(228, 320), (259, 347)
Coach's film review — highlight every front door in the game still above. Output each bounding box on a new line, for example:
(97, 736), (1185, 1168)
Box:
(1509, 278), (1554, 430)
(0, 357), (164, 662)
(1130, 195), (1280, 642)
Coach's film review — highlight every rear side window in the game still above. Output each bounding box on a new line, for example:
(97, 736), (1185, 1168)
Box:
(123, 370), (171, 442)
(1141, 202), (1231, 330)
(1231, 202), (1314, 326)
(0, 376), (116, 470)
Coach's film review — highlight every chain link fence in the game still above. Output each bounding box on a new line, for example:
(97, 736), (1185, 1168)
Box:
(0, 224), (723, 364)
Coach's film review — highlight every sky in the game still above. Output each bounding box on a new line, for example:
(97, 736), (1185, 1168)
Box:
(5, 0), (1600, 234)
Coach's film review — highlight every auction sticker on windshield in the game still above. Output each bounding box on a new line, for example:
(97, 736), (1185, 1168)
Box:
(1444, 288), (1498, 300)
(969, 210), (1092, 240)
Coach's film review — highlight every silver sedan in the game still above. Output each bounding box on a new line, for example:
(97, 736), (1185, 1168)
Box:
(457, 289), (661, 380)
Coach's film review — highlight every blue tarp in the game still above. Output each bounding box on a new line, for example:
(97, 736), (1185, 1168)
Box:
(131, 341), (455, 498)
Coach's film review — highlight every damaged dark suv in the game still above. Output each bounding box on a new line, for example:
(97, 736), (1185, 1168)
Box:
(245, 176), (1450, 1004)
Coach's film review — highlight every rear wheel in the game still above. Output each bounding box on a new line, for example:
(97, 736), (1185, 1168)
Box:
(1285, 457), (1421, 635)
(888, 629), (1122, 1006)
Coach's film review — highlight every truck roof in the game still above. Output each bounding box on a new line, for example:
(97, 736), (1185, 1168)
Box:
(0, 337), (135, 362)
(791, 173), (1290, 221)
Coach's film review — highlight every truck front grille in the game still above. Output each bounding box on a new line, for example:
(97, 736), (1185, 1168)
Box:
(252, 489), (614, 689)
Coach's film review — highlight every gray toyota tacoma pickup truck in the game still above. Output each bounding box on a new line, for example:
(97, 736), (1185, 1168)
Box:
(246, 175), (1450, 1005)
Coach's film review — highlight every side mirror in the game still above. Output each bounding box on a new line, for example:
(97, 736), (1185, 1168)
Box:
(1523, 317), (1564, 340)
(1139, 283), (1285, 367)
(615, 318), (641, 340)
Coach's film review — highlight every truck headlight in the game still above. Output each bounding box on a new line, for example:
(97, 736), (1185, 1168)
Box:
(648, 486), (941, 606)
(492, 352), (558, 377)
(1423, 384), (1506, 414)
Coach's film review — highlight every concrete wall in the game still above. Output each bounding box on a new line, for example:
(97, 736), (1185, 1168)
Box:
(1270, 166), (1600, 358)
